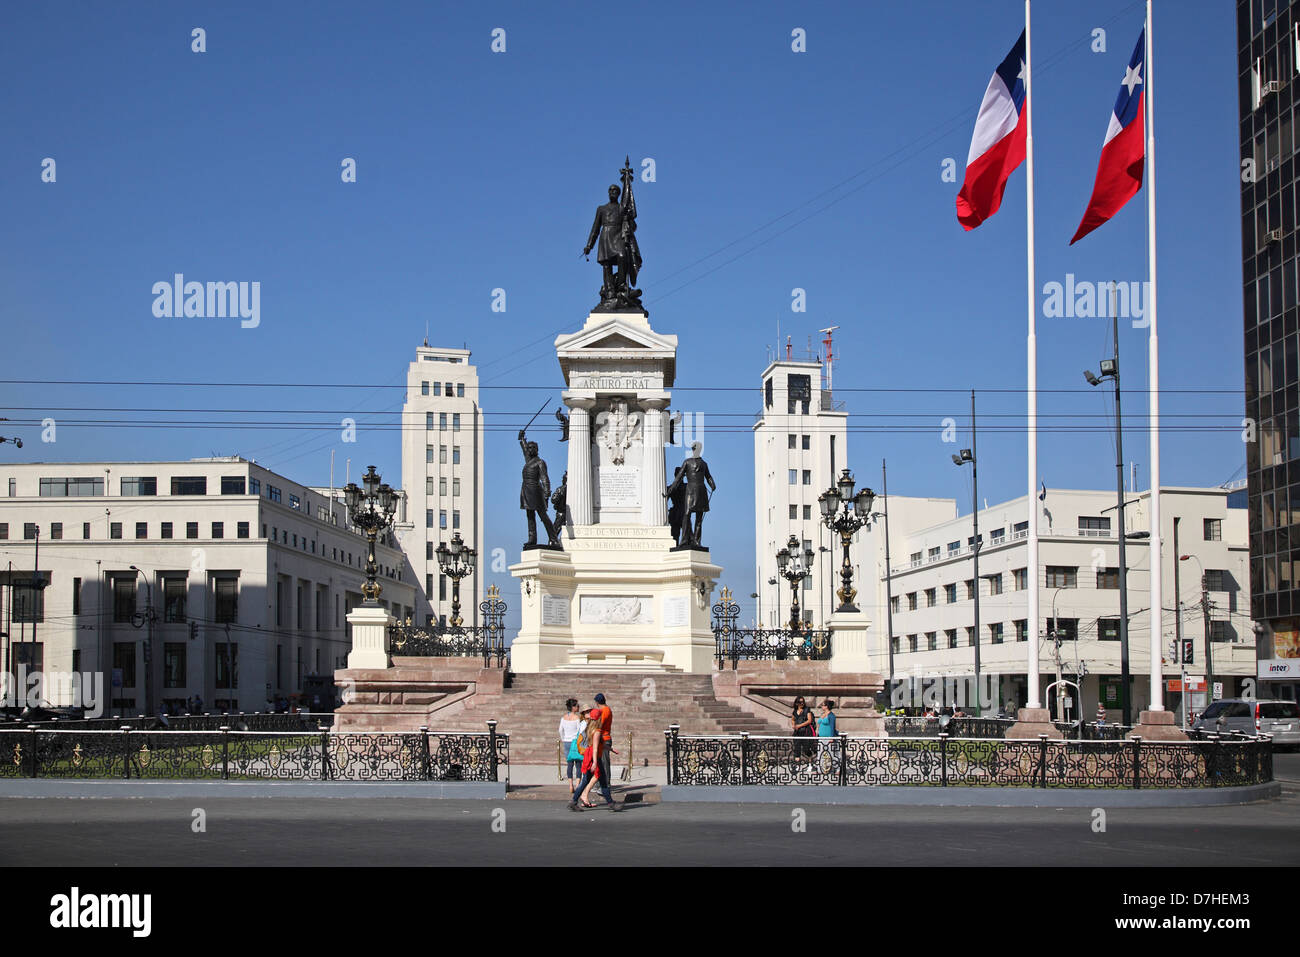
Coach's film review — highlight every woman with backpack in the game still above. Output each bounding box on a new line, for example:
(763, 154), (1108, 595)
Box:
(559, 698), (584, 794)
(569, 709), (618, 812)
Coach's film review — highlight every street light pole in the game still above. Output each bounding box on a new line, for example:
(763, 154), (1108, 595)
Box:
(882, 459), (896, 686)
(1180, 553), (1214, 707)
(775, 534), (815, 632)
(1085, 286), (1132, 725)
(435, 531), (476, 628)
(129, 565), (156, 717)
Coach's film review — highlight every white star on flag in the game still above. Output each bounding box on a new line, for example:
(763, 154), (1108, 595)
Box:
(1121, 63), (1142, 95)
(1018, 59), (1026, 81)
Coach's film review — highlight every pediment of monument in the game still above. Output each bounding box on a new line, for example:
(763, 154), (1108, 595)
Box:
(555, 313), (678, 387)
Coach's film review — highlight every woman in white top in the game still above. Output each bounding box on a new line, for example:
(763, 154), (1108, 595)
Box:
(559, 698), (584, 793)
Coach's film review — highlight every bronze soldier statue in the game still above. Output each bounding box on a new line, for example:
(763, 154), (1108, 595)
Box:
(667, 464), (686, 546)
(582, 158), (643, 311)
(664, 441), (716, 549)
(519, 429), (559, 547)
(551, 470), (569, 532)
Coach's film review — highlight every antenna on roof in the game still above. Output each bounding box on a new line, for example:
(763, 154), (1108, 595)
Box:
(820, 326), (839, 394)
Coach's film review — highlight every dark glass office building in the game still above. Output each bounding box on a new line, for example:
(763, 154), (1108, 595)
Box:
(1240, 0), (1300, 691)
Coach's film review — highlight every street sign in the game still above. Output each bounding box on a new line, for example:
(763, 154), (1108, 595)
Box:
(1166, 678), (1183, 692)
(1185, 676), (1206, 693)
(1212, 681), (1224, 700)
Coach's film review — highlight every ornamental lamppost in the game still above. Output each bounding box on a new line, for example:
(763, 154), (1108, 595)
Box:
(435, 531), (476, 628)
(775, 534), (815, 632)
(343, 466), (398, 604)
(818, 468), (875, 612)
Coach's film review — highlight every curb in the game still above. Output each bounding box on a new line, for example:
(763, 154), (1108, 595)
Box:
(0, 780), (508, 800)
(660, 782), (1282, 807)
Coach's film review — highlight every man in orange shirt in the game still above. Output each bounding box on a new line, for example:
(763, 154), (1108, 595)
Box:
(594, 693), (614, 802)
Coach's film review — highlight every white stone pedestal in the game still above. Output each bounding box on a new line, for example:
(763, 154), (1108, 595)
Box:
(827, 607), (873, 673)
(345, 604), (395, 670)
(509, 524), (721, 673)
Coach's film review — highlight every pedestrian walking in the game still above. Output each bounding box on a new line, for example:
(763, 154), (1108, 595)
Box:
(559, 698), (584, 794)
(569, 709), (618, 811)
(594, 692), (614, 793)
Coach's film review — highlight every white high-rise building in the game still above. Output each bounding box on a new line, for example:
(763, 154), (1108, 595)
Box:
(399, 345), (485, 627)
(752, 358), (849, 628)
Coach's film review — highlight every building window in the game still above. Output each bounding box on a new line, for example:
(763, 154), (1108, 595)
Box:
(452, 413), (461, 432)
(212, 522), (224, 539)
(789, 504), (798, 520)
(72, 577), (81, 615)
(426, 509), (434, 529)
(237, 521), (249, 539)
(421, 381), (429, 396)
(452, 478), (460, 497)
(453, 510), (461, 529)
(163, 576), (187, 623)
(947, 541), (960, 557)
(906, 592), (917, 611)
(439, 574), (447, 601)
(457, 383), (465, 397)
(788, 434), (796, 449)
(965, 579), (976, 600)
(944, 583), (957, 603)
(214, 644), (238, 690)
(426, 446), (435, 464)
(170, 476), (207, 496)
(1012, 521), (1029, 538)
(121, 476), (158, 496)
(990, 527), (1005, 544)
(162, 522), (173, 539)
(135, 522), (147, 539)
(110, 522), (122, 540)
(907, 635), (918, 653)
(803, 505), (811, 520)
(1013, 567), (1028, 590)
(214, 578), (238, 623)
(220, 476), (246, 495)
(12, 578), (45, 623)
(1098, 617), (1120, 641)
(1078, 516), (1111, 537)
(249, 478), (261, 495)
(788, 470), (797, 485)
(7, 478), (14, 496)
(1045, 566), (1077, 588)
(890, 636), (900, 654)
(82, 522), (90, 539)
(965, 626), (976, 646)
(439, 477), (447, 496)
(452, 447), (461, 465)
(268, 486), (282, 503)
(163, 643), (187, 688)
(1096, 567), (1119, 589)
(289, 494), (301, 511)
(799, 470), (810, 485)
(989, 622), (1004, 644)
(1049, 618), (1079, 640)
(986, 573), (1003, 595)
(440, 446), (448, 464)
(1204, 569), (1226, 591)
(439, 413), (447, 431)
(1203, 518), (1222, 541)
(0, 523), (6, 539)
(431, 380), (440, 396)
(113, 643), (137, 688)
(186, 522), (198, 539)
(439, 510), (447, 529)
(113, 577), (136, 622)
(928, 546), (941, 562)
(802, 434), (810, 450)
(50, 522), (62, 540)
(925, 588), (937, 608)
(926, 632), (937, 651)
(39, 477), (104, 497)
(1015, 619), (1028, 641)
(890, 596), (899, 614)
(426, 412), (435, 429)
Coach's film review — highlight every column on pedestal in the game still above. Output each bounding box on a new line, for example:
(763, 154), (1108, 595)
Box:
(564, 395), (596, 525)
(640, 396), (669, 526)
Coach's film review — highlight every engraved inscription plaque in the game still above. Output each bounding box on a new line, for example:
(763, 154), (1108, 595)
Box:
(662, 595), (689, 628)
(597, 469), (640, 508)
(541, 595), (570, 626)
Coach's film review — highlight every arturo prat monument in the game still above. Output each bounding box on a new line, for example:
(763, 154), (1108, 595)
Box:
(508, 159), (722, 673)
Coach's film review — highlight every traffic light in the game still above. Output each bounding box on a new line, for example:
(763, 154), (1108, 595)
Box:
(1181, 638), (1193, 664)
(189, 621), (198, 641)
(1168, 639), (1178, 663)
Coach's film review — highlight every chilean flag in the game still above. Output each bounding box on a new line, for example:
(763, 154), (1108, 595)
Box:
(956, 30), (1027, 231)
(1070, 30), (1146, 245)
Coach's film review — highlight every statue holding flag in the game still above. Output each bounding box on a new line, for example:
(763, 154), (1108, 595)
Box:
(582, 156), (644, 311)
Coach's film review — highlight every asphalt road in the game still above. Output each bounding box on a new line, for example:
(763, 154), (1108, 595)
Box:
(2, 789), (1298, 866)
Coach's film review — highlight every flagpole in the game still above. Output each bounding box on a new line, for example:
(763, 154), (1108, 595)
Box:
(1145, 0), (1164, 715)
(1024, 0), (1042, 712)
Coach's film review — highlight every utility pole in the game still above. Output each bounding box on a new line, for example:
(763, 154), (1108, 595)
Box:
(1201, 574), (1215, 704)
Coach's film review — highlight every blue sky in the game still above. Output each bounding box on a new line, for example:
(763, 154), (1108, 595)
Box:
(0, 1), (1244, 626)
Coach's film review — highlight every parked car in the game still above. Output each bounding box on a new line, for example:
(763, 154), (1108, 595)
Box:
(1193, 699), (1300, 749)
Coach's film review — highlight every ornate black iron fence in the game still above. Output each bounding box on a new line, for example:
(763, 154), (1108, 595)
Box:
(711, 592), (830, 667)
(389, 590), (508, 666)
(0, 712), (336, 733)
(0, 722), (507, 783)
(883, 717), (1138, 740)
(663, 728), (1273, 789)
